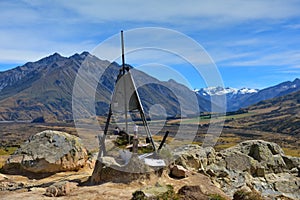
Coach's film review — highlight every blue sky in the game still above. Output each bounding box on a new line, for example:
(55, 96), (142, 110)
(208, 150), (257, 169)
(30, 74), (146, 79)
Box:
(0, 0), (300, 89)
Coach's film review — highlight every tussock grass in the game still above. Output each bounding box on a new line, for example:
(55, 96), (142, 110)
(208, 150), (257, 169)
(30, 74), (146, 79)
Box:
(0, 147), (17, 156)
(282, 148), (300, 157)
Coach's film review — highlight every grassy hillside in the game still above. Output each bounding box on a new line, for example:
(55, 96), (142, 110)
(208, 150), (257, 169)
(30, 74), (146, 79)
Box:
(227, 90), (300, 135)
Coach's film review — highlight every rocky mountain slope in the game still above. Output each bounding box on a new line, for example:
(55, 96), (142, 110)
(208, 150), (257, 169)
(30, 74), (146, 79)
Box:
(0, 52), (211, 121)
(196, 78), (300, 111)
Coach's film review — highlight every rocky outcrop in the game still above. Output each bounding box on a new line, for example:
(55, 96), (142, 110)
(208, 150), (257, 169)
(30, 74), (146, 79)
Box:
(201, 140), (300, 200)
(221, 140), (289, 174)
(132, 184), (227, 200)
(3, 130), (88, 174)
(173, 140), (300, 199)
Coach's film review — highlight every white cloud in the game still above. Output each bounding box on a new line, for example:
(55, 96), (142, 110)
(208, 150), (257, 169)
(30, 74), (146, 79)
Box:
(225, 39), (260, 47)
(226, 50), (300, 67)
(61, 0), (300, 24)
(284, 23), (300, 29)
(0, 28), (96, 63)
(1, 0), (300, 70)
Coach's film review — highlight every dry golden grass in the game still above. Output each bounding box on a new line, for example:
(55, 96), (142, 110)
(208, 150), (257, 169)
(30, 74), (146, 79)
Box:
(214, 136), (242, 151)
(282, 148), (300, 157)
(0, 147), (17, 169)
(0, 147), (17, 156)
(0, 155), (9, 169)
(249, 106), (279, 114)
(214, 143), (237, 151)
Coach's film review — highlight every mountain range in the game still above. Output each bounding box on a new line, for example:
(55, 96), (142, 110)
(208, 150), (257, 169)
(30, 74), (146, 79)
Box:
(195, 78), (300, 111)
(0, 52), (299, 122)
(0, 52), (207, 121)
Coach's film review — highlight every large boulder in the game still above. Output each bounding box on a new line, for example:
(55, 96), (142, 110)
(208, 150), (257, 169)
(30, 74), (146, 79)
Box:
(3, 130), (88, 173)
(90, 155), (155, 184)
(220, 140), (287, 174)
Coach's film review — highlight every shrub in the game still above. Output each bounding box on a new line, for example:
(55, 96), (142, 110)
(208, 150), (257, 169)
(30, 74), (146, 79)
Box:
(209, 194), (227, 200)
(233, 189), (263, 200)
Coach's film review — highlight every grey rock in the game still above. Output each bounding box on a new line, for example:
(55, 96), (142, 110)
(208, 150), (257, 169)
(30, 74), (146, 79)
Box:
(45, 181), (70, 197)
(290, 167), (298, 174)
(220, 140), (287, 173)
(204, 140), (300, 199)
(90, 155), (154, 184)
(0, 181), (26, 191)
(173, 144), (215, 170)
(4, 130), (88, 173)
(282, 155), (300, 170)
(223, 151), (258, 174)
(132, 184), (176, 200)
(170, 165), (188, 178)
(206, 164), (229, 178)
(265, 173), (300, 199)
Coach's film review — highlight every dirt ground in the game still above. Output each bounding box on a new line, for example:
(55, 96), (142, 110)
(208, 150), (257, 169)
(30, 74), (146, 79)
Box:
(0, 165), (229, 200)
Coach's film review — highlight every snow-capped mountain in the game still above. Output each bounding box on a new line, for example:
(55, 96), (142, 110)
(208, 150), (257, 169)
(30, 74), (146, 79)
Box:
(195, 87), (258, 96)
(195, 87), (259, 111)
(195, 79), (300, 111)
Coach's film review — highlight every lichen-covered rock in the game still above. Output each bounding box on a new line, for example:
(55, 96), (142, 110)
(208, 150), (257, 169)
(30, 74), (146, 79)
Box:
(4, 130), (88, 173)
(131, 184), (177, 200)
(263, 173), (300, 199)
(0, 180), (25, 191)
(173, 144), (215, 170)
(220, 140), (287, 174)
(223, 151), (258, 174)
(201, 140), (300, 199)
(90, 155), (155, 184)
(45, 181), (70, 197)
(282, 155), (300, 170)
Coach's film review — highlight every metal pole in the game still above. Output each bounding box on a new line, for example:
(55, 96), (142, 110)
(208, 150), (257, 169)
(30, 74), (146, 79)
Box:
(121, 30), (126, 75)
(158, 131), (169, 151)
(128, 71), (156, 151)
(121, 31), (129, 137)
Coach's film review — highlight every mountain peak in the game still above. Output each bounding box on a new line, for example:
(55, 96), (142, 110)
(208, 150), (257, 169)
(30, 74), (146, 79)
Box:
(80, 51), (91, 57)
(293, 78), (300, 83)
(37, 52), (64, 64)
(46, 52), (64, 60)
(52, 52), (62, 57)
(69, 51), (91, 60)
